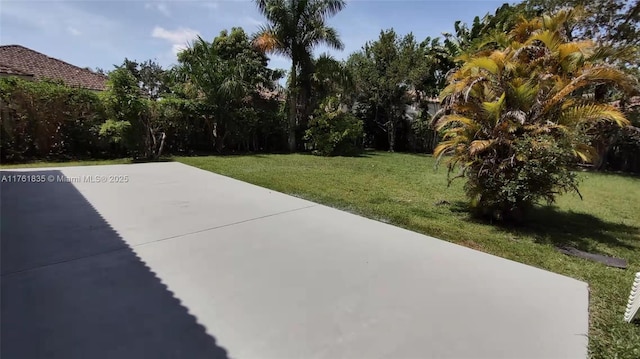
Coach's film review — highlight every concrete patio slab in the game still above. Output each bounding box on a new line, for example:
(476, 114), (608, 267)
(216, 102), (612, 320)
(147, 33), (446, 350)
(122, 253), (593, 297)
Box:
(1, 162), (589, 359)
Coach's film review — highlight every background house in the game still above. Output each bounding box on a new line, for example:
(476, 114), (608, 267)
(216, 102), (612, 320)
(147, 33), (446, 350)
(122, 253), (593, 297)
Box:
(0, 45), (107, 91)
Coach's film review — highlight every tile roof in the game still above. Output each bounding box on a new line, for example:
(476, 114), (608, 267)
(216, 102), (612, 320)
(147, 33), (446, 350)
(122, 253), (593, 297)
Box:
(0, 64), (33, 77)
(0, 45), (107, 91)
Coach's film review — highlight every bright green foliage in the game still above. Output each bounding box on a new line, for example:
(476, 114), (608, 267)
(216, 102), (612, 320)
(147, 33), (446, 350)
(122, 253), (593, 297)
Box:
(434, 10), (638, 221)
(409, 37), (457, 99)
(98, 119), (131, 145)
(347, 29), (414, 152)
(443, 3), (531, 57)
(146, 97), (211, 153)
(0, 77), (106, 162)
(347, 29), (459, 153)
(115, 58), (170, 100)
(469, 134), (581, 220)
(100, 67), (147, 157)
(176, 28), (284, 153)
(304, 97), (363, 156)
(253, 0), (346, 151)
(309, 53), (353, 110)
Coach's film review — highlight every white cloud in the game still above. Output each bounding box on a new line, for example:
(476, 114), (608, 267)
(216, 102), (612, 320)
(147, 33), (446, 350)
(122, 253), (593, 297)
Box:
(145, 2), (171, 17)
(171, 44), (188, 55)
(151, 26), (200, 55)
(67, 26), (81, 36)
(203, 2), (219, 10)
(157, 4), (170, 17)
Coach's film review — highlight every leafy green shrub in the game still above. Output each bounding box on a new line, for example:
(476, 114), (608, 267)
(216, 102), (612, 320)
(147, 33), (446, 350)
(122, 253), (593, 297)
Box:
(99, 119), (132, 145)
(101, 68), (147, 158)
(410, 115), (439, 153)
(466, 135), (580, 221)
(0, 77), (106, 162)
(304, 97), (363, 156)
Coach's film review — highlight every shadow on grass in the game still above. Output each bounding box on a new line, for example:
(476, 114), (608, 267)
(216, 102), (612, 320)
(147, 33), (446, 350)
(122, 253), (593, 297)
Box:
(348, 152), (377, 158)
(520, 206), (639, 252)
(172, 149), (385, 159)
(447, 201), (638, 252)
(298, 150), (381, 158)
(131, 157), (173, 163)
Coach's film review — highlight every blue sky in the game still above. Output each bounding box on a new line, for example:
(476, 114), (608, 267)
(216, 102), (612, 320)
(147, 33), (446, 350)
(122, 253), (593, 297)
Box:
(1, 0), (511, 73)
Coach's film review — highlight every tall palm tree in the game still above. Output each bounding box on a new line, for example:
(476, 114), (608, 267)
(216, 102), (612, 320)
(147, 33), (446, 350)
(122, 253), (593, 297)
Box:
(253, 0), (346, 151)
(433, 9), (638, 220)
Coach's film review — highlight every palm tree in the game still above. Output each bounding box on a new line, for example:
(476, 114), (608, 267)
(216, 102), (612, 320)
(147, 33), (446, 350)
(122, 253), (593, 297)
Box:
(309, 53), (353, 108)
(433, 9), (638, 220)
(176, 31), (278, 152)
(253, 0), (346, 152)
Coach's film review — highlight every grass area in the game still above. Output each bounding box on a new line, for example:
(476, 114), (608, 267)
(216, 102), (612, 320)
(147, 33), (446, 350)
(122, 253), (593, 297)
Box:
(176, 152), (640, 359)
(3, 152), (639, 357)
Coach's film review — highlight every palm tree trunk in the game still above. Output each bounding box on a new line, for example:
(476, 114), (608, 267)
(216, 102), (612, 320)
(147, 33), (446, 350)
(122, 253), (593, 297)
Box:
(387, 107), (396, 152)
(288, 61), (298, 152)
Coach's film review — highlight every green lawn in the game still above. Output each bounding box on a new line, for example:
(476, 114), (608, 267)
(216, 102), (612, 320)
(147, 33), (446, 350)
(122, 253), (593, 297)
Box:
(2, 152), (639, 357)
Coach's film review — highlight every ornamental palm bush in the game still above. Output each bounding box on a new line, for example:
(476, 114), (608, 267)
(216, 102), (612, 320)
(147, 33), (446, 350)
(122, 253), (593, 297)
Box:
(434, 10), (638, 221)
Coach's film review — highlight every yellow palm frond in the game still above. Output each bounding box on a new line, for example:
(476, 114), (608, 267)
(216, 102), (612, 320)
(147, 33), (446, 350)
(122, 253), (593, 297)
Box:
(558, 41), (594, 62)
(439, 81), (467, 99)
(526, 30), (561, 51)
(434, 114), (476, 131)
(469, 139), (495, 155)
(482, 92), (506, 122)
(545, 66), (637, 112)
(559, 104), (630, 127)
(461, 57), (500, 75)
(573, 143), (597, 163)
(488, 51), (507, 68)
(509, 82), (538, 108)
(510, 17), (542, 42)
(442, 127), (468, 140)
(434, 140), (458, 160)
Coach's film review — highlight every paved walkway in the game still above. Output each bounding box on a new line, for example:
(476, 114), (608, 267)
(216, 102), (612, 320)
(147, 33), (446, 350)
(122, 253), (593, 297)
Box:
(1, 162), (588, 358)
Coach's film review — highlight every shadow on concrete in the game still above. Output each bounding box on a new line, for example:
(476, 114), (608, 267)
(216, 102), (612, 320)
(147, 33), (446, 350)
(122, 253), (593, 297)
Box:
(1, 170), (229, 359)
